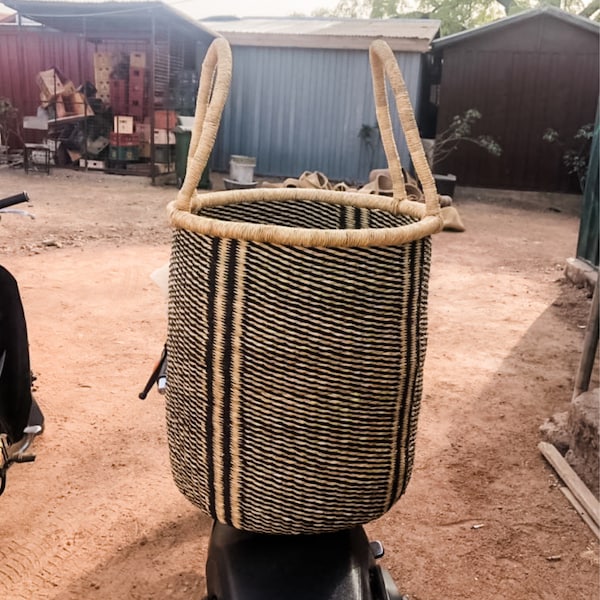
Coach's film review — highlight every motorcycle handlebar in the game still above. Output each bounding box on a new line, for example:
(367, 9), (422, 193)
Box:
(0, 192), (29, 211)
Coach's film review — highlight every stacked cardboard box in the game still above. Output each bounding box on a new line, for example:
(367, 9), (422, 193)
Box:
(109, 78), (128, 116)
(109, 130), (140, 162)
(137, 111), (177, 162)
(129, 66), (145, 120)
(37, 67), (67, 101)
(114, 115), (134, 134)
(154, 110), (177, 130)
(36, 68), (92, 119)
(93, 52), (113, 104)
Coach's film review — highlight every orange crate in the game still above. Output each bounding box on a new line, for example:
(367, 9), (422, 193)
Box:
(154, 110), (177, 130)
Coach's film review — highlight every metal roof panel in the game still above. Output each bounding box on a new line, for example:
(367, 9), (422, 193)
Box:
(3, 0), (219, 40)
(202, 16), (440, 52)
(433, 6), (599, 50)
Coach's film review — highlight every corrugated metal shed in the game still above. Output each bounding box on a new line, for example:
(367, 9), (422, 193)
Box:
(203, 17), (440, 183)
(577, 113), (599, 267)
(431, 7), (599, 192)
(0, 26), (92, 117)
(0, 1), (216, 179)
(3, 0), (216, 40)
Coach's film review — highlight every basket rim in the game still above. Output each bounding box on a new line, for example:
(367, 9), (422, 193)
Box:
(168, 187), (443, 248)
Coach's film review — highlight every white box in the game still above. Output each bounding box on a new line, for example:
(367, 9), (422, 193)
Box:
(153, 128), (175, 145)
(114, 115), (134, 134)
(79, 159), (106, 170)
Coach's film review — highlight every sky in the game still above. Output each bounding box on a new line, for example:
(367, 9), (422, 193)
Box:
(167, 0), (341, 19)
(0, 0), (347, 21)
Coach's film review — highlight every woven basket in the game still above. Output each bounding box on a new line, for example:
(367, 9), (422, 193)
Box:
(165, 38), (444, 535)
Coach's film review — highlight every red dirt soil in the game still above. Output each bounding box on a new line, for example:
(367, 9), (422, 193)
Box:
(0, 168), (598, 599)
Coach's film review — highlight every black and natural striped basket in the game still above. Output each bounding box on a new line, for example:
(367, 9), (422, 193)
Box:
(165, 38), (444, 535)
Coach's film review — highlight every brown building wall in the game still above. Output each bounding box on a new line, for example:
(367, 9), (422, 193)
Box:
(435, 14), (599, 192)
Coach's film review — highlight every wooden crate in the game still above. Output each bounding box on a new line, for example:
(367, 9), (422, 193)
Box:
(114, 115), (134, 134)
(36, 68), (67, 98)
(95, 68), (111, 94)
(109, 145), (140, 162)
(109, 78), (128, 115)
(96, 81), (111, 104)
(62, 92), (92, 116)
(129, 97), (144, 120)
(153, 128), (176, 145)
(109, 132), (140, 146)
(136, 124), (175, 144)
(130, 51), (146, 69)
(128, 67), (146, 119)
(153, 110), (177, 130)
(136, 123), (150, 142)
(93, 52), (113, 70)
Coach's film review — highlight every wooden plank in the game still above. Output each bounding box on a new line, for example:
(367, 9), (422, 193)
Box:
(560, 487), (600, 539)
(539, 441), (600, 527)
(572, 280), (599, 400)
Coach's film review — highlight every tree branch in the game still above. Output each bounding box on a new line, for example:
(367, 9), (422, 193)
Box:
(580, 0), (600, 18)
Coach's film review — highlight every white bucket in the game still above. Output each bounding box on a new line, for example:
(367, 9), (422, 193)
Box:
(229, 155), (256, 184)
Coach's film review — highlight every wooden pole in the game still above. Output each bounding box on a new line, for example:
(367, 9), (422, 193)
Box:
(573, 278), (599, 401)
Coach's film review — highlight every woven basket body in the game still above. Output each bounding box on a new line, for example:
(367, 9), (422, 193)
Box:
(165, 38), (443, 534)
(167, 201), (431, 533)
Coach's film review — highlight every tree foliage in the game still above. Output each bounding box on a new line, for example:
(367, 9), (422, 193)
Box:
(543, 123), (595, 191)
(313, 0), (600, 34)
(432, 108), (502, 165)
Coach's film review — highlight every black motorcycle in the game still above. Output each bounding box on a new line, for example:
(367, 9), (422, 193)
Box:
(142, 348), (404, 600)
(0, 192), (44, 496)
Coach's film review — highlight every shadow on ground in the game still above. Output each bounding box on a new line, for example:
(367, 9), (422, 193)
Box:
(52, 512), (212, 600)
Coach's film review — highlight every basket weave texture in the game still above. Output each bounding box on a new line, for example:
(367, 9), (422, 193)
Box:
(165, 38), (443, 534)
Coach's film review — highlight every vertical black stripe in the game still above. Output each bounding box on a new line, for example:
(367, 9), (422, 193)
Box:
(221, 239), (239, 523)
(354, 206), (361, 230)
(388, 241), (418, 507)
(205, 236), (219, 516)
(400, 240), (422, 498)
(338, 205), (347, 230)
(400, 239), (428, 497)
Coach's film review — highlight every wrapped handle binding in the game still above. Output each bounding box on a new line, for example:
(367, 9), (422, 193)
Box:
(369, 40), (440, 218)
(176, 37), (232, 212)
(169, 37), (443, 246)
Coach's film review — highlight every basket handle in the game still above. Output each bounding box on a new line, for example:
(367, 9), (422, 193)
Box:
(176, 37), (232, 212)
(369, 40), (440, 218)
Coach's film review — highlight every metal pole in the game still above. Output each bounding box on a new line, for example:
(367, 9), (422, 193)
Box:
(150, 8), (156, 186)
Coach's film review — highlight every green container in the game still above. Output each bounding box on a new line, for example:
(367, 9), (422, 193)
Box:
(109, 145), (140, 162)
(174, 125), (210, 189)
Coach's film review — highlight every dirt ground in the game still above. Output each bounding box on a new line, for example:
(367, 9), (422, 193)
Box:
(0, 167), (598, 600)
